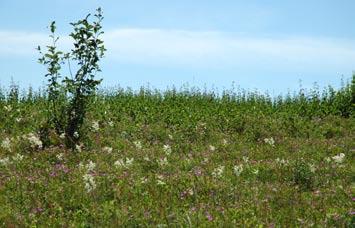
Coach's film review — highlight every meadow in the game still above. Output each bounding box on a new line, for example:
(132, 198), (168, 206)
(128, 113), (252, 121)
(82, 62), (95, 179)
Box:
(0, 78), (354, 226)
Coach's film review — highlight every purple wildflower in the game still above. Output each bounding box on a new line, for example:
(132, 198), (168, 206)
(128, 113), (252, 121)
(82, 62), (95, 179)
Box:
(205, 212), (213, 221)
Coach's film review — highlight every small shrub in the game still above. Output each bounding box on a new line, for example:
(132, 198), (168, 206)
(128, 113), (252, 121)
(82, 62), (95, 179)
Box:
(38, 8), (106, 149)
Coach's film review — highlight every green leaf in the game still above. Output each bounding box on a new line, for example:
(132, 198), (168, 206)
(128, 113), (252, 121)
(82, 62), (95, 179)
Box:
(50, 21), (56, 33)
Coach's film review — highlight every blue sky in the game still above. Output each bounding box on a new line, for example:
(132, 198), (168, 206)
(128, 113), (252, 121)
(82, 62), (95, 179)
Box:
(0, 0), (354, 94)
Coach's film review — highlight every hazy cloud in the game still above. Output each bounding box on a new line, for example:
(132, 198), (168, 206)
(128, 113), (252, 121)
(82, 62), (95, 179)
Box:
(1, 28), (354, 70)
(0, 30), (71, 57)
(103, 29), (355, 70)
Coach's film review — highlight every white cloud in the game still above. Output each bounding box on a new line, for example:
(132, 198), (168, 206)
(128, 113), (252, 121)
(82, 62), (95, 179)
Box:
(0, 31), (46, 56)
(104, 29), (355, 70)
(0, 30), (71, 57)
(0, 28), (354, 70)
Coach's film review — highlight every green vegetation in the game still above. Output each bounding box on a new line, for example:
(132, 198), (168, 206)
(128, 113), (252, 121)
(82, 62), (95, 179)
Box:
(0, 8), (354, 227)
(0, 77), (354, 226)
(38, 8), (106, 149)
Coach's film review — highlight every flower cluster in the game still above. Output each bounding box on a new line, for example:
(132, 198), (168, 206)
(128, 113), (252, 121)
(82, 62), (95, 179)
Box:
(73, 132), (79, 139)
(156, 174), (166, 185)
(83, 173), (96, 193)
(13, 153), (24, 162)
(157, 157), (168, 167)
(25, 133), (43, 149)
(332, 153), (345, 164)
(92, 121), (100, 131)
(134, 141), (142, 150)
(59, 133), (66, 139)
(222, 139), (228, 146)
(114, 158), (134, 168)
(102, 146), (113, 153)
(163, 145), (172, 156)
(209, 145), (216, 152)
(309, 163), (316, 173)
(0, 153), (24, 166)
(264, 137), (275, 147)
(1, 138), (11, 151)
(180, 188), (194, 199)
(212, 165), (225, 178)
(233, 164), (244, 176)
(0, 157), (10, 166)
(81, 160), (96, 193)
(75, 144), (83, 152)
(275, 158), (289, 166)
(108, 121), (114, 127)
(56, 153), (64, 161)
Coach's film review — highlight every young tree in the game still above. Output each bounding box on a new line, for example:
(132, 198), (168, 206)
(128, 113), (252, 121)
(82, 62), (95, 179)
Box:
(38, 8), (106, 149)
(64, 8), (106, 148)
(38, 21), (66, 135)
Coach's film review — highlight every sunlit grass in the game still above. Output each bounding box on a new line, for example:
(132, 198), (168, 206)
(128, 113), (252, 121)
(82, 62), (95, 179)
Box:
(0, 80), (354, 226)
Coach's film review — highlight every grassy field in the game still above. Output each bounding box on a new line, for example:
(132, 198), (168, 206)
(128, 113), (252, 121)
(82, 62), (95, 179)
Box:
(0, 79), (354, 226)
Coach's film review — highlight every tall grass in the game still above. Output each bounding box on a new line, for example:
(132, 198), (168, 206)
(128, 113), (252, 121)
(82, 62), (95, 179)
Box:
(0, 76), (353, 226)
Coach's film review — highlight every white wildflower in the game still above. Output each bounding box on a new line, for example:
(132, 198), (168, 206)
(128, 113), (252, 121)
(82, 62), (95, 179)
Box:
(168, 134), (173, 140)
(233, 164), (244, 176)
(324, 157), (331, 163)
(309, 163), (316, 173)
(86, 160), (96, 172)
(83, 173), (96, 193)
(75, 144), (82, 152)
(114, 158), (134, 168)
(209, 145), (216, 152)
(125, 157), (134, 166)
(26, 133), (43, 149)
(264, 137), (275, 147)
(134, 141), (142, 150)
(156, 174), (166, 185)
(222, 139), (228, 146)
(212, 165), (225, 178)
(56, 153), (64, 161)
(0, 157), (10, 166)
(12, 153), (24, 162)
(82, 160), (96, 193)
(114, 159), (125, 168)
(15, 117), (22, 123)
(59, 133), (65, 139)
(158, 157), (168, 166)
(242, 156), (249, 163)
(275, 158), (288, 165)
(332, 153), (345, 164)
(102, 146), (113, 153)
(73, 131), (79, 138)
(140, 177), (148, 184)
(1, 138), (11, 151)
(108, 121), (114, 127)
(92, 120), (100, 131)
(143, 156), (150, 161)
(163, 144), (172, 156)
